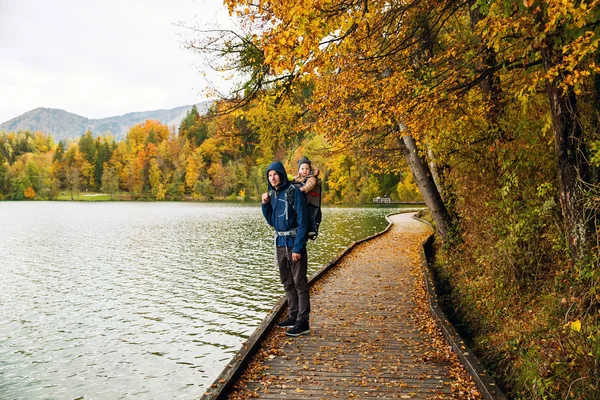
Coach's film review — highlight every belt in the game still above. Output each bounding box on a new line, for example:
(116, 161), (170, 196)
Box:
(275, 229), (297, 237)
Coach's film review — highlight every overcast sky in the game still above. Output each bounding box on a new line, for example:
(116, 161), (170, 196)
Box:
(0, 0), (237, 123)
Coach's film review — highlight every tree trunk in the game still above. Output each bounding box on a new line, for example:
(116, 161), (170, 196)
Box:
(399, 134), (453, 241)
(541, 43), (591, 260)
(426, 145), (443, 198)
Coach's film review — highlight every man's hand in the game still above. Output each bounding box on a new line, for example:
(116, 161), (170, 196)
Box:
(261, 192), (270, 204)
(292, 252), (301, 261)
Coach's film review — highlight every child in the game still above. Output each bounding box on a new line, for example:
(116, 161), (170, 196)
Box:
(294, 156), (322, 239)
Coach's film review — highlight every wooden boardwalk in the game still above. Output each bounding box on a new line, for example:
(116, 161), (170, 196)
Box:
(204, 213), (495, 399)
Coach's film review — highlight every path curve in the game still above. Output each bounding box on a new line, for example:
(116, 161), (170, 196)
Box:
(223, 212), (482, 399)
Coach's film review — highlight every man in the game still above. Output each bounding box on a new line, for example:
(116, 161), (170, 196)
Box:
(261, 161), (310, 337)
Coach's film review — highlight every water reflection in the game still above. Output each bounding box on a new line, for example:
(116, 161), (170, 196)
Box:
(0, 202), (418, 399)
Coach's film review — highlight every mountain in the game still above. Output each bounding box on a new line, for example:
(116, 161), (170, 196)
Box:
(0, 101), (211, 142)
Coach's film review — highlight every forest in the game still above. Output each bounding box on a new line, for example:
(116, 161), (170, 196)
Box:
(0, 103), (420, 203)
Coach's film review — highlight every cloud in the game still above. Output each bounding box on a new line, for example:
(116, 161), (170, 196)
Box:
(0, 0), (235, 123)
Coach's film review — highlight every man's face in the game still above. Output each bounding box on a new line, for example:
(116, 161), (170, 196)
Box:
(268, 170), (281, 188)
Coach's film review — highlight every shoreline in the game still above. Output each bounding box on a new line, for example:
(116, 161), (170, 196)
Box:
(0, 194), (426, 206)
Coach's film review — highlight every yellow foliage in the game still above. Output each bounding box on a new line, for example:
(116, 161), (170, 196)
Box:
(24, 186), (36, 199)
(126, 120), (171, 151)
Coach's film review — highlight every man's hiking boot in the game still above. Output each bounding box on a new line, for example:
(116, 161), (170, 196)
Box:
(286, 321), (310, 337)
(277, 315), (297, 328)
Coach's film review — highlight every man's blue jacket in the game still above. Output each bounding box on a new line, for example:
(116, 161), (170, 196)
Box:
(261, 161), (308, 253)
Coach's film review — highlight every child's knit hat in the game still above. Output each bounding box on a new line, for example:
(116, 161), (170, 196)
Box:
(297, 156), (311, 169)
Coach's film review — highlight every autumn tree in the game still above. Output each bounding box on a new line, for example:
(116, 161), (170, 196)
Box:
(101, 161), (120, 200)
(63, 143), (83, 199)
(0, 154), (7, 198)
(179, 105), (210, 146)
(94, 136), (115, 190)
(53, 140), (66, 162)
(23, 186), (35, 199)
(79, 130), (96, 164)
(148, 158), (167, 200)
(209, 0), (461, 237)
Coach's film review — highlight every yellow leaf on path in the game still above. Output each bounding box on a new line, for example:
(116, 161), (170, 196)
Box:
(570, 320), (582, 332)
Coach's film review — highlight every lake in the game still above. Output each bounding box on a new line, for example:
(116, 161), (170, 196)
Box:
(0, 201), (418, 399)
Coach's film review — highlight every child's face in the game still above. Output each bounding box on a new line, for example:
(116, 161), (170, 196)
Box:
(298, 163), (311, 177)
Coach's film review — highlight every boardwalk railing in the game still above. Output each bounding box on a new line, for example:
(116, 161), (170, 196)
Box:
(372, 196), (392, 204)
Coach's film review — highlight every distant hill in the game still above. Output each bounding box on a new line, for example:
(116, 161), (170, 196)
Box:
(0, 101), (211, 142)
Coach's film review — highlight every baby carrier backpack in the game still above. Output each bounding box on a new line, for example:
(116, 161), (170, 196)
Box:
(268, 179), (322, 240)
(302, 178), (322, 240)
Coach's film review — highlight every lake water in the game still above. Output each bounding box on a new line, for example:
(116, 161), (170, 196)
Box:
(0, 202), (418, 399)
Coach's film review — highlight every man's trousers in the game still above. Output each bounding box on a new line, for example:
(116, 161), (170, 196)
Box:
(276, 246), (310, 323)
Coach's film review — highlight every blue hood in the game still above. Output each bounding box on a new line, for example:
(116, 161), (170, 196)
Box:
(266, 161), (290, 191)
